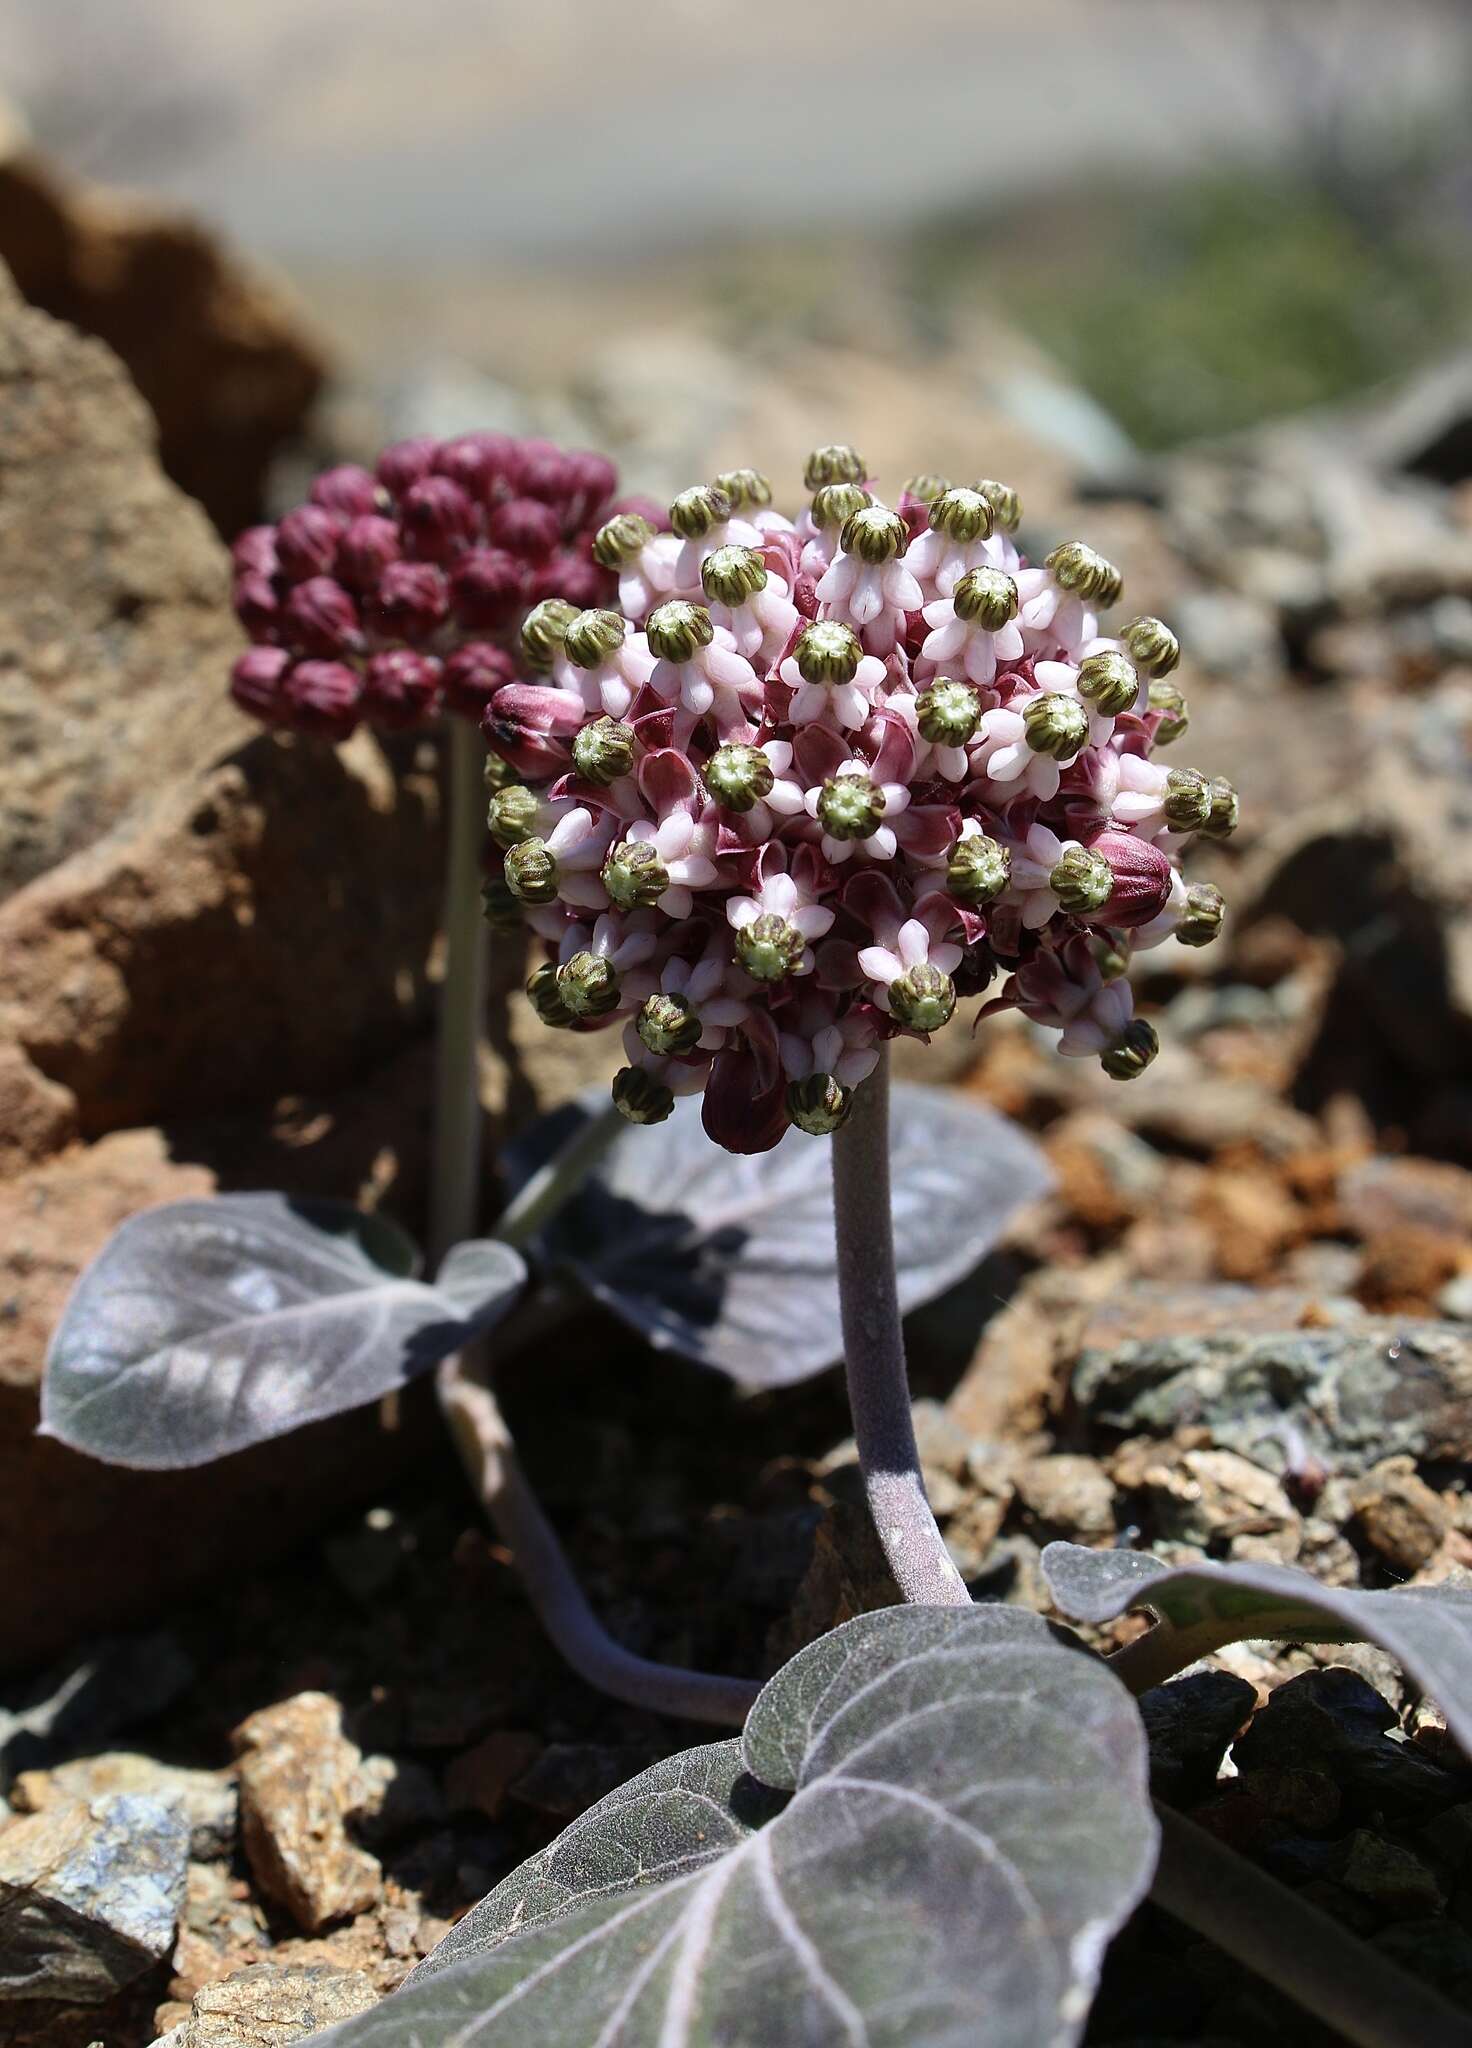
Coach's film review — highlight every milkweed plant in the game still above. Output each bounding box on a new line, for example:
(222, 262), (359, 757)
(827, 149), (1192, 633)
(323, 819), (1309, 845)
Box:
(39, 440), (1472, 2048)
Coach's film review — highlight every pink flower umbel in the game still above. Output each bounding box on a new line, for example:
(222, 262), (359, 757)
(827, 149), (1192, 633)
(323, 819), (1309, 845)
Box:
(227, 433), (632, 737)
(484, 449), (1232, 1150)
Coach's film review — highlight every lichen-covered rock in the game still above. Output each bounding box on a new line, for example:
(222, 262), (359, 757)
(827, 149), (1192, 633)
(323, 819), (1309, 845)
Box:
(147, 1961), (378, 2048)
(232, 1695), (382, 1934)
(9, 1753), (237, 1863)
(0, 1792), (188, 2003)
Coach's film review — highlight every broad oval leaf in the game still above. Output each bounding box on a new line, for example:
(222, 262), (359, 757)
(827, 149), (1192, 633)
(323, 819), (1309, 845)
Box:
(41, 1195), (527, 1470)
(1042, 1542), (1472, 1755)
(313, 1604), (1157, 2048)
(523, 1085), (1052, 1388)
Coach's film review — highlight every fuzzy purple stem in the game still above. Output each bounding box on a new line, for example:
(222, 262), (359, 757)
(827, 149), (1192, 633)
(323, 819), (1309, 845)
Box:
(831, 1048), (971, 1607)
(438, 1353), (760, 1728)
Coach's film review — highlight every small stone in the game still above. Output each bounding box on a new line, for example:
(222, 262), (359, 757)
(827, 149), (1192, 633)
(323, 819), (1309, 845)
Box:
(1139, 1671), (1256, 1802)
(1334, 1829), (1445, 1920)
(9, 1754), (236, 1863)
(1350, 1457), (1449, 1575)
(1235, 1767), (1341, 1832)
(1439, 1271), (1472, 1322)
(510, 1744), (662, 1822)
(1339, 1156), (1472, 1242)
(1013, 1454), (1118, 1539)
(147, 1960), (379, 2047)
(1233, 1667), (1463, 1823)
(0, 1793), (188, 2003)
(1137, 1447), (1301, 1561)
(232, 1695), (381, 1934)
(349, 1755), (444, 1848)
(908, 1400), (973, 1479)
(1373, 1921), (1472, 2006)
(0, 1631), (196, 1782)
(444, 1732), (544, 1822)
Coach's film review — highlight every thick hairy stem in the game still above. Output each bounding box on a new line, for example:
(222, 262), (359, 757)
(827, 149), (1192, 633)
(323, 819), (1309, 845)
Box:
(430, 719), (490, 1262)
(831, 1049), (970, 1607)
(437, 1353), (760, 1727)
(1150, 1804), (1469, 2048)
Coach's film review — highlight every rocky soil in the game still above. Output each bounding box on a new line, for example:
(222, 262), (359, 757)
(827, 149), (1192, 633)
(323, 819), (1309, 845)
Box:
(3, 159), (1472, 2046)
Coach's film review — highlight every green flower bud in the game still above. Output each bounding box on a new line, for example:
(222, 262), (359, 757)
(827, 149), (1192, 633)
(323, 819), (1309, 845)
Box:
(840, 504), (908, 563)
(803, 444), (866, 491)
(572, 715), (636, 786)
(916, 677), (982, 746)
(794, 619), (862, 685)
(1045, 541), (1122, 608)
(929, 486), (995, 544)
(669, 485), (731, 540)
(591, 511), (654, 570)
(1100, 1018), (1159, 1081)
(612, 1066), (675, 1125)
(786, 1073), (852, 1136)
(711, 467), (773, 511)
(1023, 692), (1089, 759)
(483, 751), (521, 796)
(706, 742), (775, 813)
(1075, 651), (1140, 717)
(1049, 844), (1113, 914)
(556, 949), (621, 1019)
(1149, 677), (1190, 745)
(952, 566), (1019, 629)
(646, 600), (715, 663)
(701, 545), (767, 608)
(1121, 615), (1181, 678)
(526, 960), (572, 1027)
(810, 482), (872, 530)
(636, 991), (703, 1056)
(734, 913), (804, 982)
(975, 478), (1022, 532)
(903, 473), (950, 506)
(947, 832), (1010, 904)
(487, 782), (541, 849)
(601, 839), (669, 909)
(817, 774), (885, 842)
(1162, 768), (1213, 831)
(504, 837), (559, 904)
(1091, 932), (1131, 981)
(480, 876), (524, 931)
(1177, 882), (1226, 948)
(563, 607), (627, 670)
(888, 964), (957, 1033)
(520, 597), (580, 673)
(1200, 776), (1240, 840)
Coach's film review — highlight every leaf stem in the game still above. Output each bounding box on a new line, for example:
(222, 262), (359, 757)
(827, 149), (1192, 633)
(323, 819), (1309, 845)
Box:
(831, 1048), (970, 1607)
(494, 1103), (626, 1250)
(429, 718), (489, 1264)
(436, 1352), (761, 1727)
(1150, 1803), (1470, 2048)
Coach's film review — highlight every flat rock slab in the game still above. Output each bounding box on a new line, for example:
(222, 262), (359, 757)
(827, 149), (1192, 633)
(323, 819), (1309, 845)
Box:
(149, 1961), (379, 2048)
(0, 1791), (188, 2003)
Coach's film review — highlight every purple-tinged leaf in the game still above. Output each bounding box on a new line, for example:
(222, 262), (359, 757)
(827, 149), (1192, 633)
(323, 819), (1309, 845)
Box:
(311, 1604), (1156, 2048)
(1042, 1542), (1472, 1753)
(525, 1084), (1052, 1388)
(41, 1195), (527, 1470)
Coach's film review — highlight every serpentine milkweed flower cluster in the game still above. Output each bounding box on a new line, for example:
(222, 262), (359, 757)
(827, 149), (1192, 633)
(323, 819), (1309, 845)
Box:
(487, 448), (1235, 1154)
(227, 435), (648, 736)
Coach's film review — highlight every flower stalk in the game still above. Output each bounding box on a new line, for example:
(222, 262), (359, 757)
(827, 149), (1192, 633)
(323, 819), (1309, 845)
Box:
(832, 1048), (970, 1606)
(429, 717), (491, 1261)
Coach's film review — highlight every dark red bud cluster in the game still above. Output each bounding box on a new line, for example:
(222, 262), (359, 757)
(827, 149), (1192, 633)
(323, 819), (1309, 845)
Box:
(229, 433), (635, 739)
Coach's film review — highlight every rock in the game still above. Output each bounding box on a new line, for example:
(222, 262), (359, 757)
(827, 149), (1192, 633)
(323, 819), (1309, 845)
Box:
(1131, 1446), (1301, 1562)
(1194, 1167), (1304, 1285)
(1235, 1766), (1341, 1833)
(1013, 1454), (1117, 1539)
(0, 1792), (188, 2002)
(147, 1960), (379, 2048)
(1044, 1113), (1166, 1231)
(1333, 1830), (1446, 1920)
(232, 1695), (381, 1934)
(349, 1755), (445, 1848)
(1350, 1457), (1450, 1575)
(765, 1500), (902, 1667)
(1138, 1671), (1257, 1802)
(509, 1743), (662, 1823)
(444, 1731), (544, 1822)
(0, 257), (241, 900)
(1439, 1271), (1472, 1322)
(9, 1754), (236, 1862)
(1072, 1311), (1472, 1476)
(1373, 1921), (1472, 2007)
(947, 1259), (1124, 1442)
(0, 1625), (195, 1782)
(0, 148), (327, 536)
(1339, 1156), (1472, 1242)
(1233, 1668), (1464, 1825)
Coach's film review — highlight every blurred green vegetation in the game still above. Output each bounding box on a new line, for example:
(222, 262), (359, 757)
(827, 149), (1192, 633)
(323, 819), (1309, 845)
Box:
(913, 164), (1472, 447)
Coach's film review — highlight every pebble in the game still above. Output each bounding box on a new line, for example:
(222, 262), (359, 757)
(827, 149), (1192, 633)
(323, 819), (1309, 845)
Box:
(0, 1792), (188, 2003)
(231, 1695), (382, 1935)
(1233, 1668), (1464, 1824)
(9, 1753), (237, 1862)
(444, 1731), (543, 1822)
(510, 1743), (661, 1822)
(1013, 1454), (1117, 1539)
(1350, 1457), (1450, 1575)
(1335, 1829), (1446, 1920)
(147, 1960), (379, 2048)
(1138, 1671), (1257, 1802)
(0, 1632), (194, 1782)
